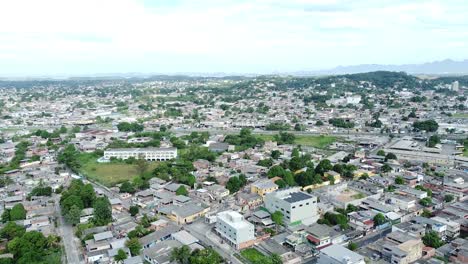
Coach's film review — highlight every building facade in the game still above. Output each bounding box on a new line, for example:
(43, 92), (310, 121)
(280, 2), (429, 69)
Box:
(264, 187), (319, 225)
(103, 147), (177, 161)
(215, 210), (255, 249)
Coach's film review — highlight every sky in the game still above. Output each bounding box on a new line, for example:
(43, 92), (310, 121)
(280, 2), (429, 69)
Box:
(0, 0), (467, 76)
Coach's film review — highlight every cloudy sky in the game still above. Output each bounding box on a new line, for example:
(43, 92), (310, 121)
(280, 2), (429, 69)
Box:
(0, 0), (467, 76)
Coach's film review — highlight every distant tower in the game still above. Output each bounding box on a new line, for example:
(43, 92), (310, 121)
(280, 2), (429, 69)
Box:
(451, 81), (459, 91)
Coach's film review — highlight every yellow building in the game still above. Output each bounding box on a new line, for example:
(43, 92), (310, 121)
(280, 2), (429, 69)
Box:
(158, 203), (210, 225)
(251, 179), (278, 197)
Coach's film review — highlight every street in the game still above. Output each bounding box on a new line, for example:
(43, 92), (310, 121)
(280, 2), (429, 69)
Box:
(184, 219), (243, 264)
(55, 195), (84, 264)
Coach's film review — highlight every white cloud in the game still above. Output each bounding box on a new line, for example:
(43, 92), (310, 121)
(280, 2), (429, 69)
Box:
(0, 0), (467, 75)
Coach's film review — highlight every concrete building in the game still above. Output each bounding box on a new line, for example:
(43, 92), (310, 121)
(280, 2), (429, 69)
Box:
(452, 81), (459, 91)
(264, 187), (319, 225)
(318, 244), (365, 264)
(103, 147), (177, 161)
(250, 179), (278, 197)
(215, 210), (255, 249)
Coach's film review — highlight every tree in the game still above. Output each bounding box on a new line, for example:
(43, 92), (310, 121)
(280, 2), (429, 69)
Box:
(171, 245), (191, 264)
(271, 150), (281, 160)
(1, 210), (10, 223)
(381, 164), (392, 173)
(283, 171), (296, 186)
(120, 181), (136, 194)
(129, 206), (139, 217)
(348, 242), (358, 251)
(421, 209), (432, 217)
(413, 120), (439, 132)
(93, 197), (112, 226)
(0, 222), (26, 240)
(385, 153), (397, 161)
(226, 176), (241, 194)
(57, 144), (81, 173)
(419, 197), (432, 207)
(115, 249), (127, 262)
(444, 194), (454, 203)
(117, 122), (144, 132)
(80, 183), (96, 208)
(271, 211), (283, 233)
(395, 176), (404, 185)
(176, 186), (189, 196)
(267, 165), (285, 178)
(373, 213), (387, 226)
(6, 230), (58, 263)
(126, 238), (142, 256)
(315, 159), (333, 175)
(189, 248), (223, 264)
(10, 203), (26, 221)
(376, 150), (385, 156)
(65, 205), (82, 225)
(422, 231), (444, 248)
(274, 132), (296, 144)
(275, 179), (287, 189)
(61, 195), (84, 214)
(135, 158), (148, 176)
(427, 135), (440, 148)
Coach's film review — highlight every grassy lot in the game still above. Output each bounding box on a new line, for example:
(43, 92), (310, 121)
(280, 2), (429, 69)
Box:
(451, 113), (468, 118)
(256, 134), (337, 149)
(77, 153), (158, 186)
(240, 248), (270, 264)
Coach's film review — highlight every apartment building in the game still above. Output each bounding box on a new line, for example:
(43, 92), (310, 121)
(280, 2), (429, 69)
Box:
(215, 210), (255, 249)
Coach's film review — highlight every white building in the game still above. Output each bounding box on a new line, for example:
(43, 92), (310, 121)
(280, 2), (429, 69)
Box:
(318, 244), (365, 264)
(215, 210), (255, 249)
(264, 188), (319, 225)
(103, 147), (177, 161)
(452, 81), (459, 91)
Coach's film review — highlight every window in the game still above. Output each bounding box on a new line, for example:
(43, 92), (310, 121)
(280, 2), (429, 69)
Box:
(292, 206), (296, 209)
(299, 204), (303, 207)
(306, 203), (309, 205)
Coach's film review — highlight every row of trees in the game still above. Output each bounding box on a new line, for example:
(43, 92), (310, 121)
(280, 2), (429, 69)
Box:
(60, 180), (112, 226)
(413, 119), (439, 132)
(224, 128), (264, 150)
(117, 122), (144, 132)
(329, 118), (355, 128)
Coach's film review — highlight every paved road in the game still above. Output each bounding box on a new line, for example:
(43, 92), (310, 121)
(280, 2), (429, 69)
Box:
(55, 195), (84, 264)
(184, 219), (243, 264)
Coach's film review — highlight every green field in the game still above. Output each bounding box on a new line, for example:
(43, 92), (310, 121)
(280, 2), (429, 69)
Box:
(256, 134), (337, 148)
(240, 248), (269, 264)
(77, 153), (158, 186)
(452, 113), (468, 118)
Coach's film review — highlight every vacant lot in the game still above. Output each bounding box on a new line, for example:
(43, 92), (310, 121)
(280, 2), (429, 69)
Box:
(240, 248), (269, 264)
(257, 134), (337, 149)
(78, 153), (158, 186)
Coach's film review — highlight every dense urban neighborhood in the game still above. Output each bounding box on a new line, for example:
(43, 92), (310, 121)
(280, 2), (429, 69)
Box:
(0, 71), (467, 264)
